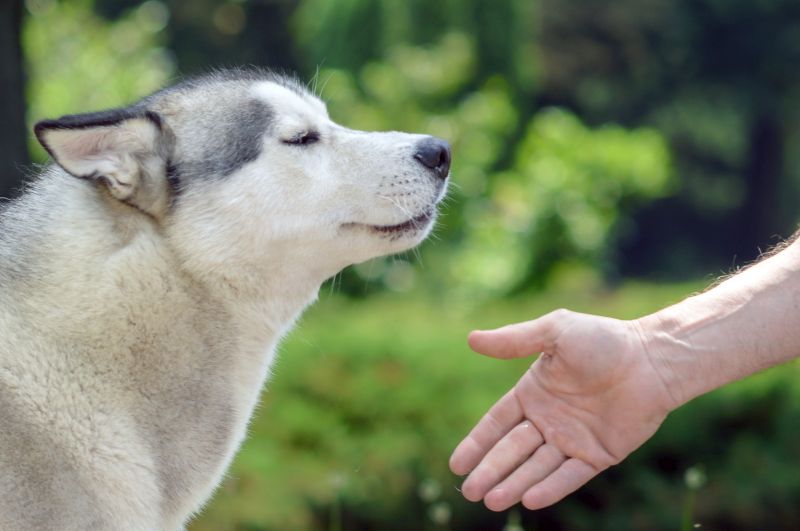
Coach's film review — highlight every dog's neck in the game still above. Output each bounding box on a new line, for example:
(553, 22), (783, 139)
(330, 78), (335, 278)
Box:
(164, 237), (328, 359)
(4, 168), (322, 391)
(1, 168), (328, 520)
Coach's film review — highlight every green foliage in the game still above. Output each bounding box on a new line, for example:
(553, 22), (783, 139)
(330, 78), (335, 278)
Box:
(455, 109), (672, 293)
(24, 0), (174, 160)
(190, 282), (800, 530)
(293, 0), (538, 91)
(22, 1), (674, 291)
(538, 0), (800, 272)
(318, 33), (672, 296)
(18, 3), (800, 529)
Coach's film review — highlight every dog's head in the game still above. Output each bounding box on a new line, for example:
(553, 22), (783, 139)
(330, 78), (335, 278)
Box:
(34, 69), (450, 285)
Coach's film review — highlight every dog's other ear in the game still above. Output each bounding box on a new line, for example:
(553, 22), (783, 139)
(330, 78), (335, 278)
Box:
(34, 108), (171, 217)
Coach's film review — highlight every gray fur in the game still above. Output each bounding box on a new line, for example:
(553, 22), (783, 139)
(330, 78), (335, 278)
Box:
(172, 98), (273, 181)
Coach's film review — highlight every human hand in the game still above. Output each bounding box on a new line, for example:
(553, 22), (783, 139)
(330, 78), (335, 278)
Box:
(450, 309), (677, 511)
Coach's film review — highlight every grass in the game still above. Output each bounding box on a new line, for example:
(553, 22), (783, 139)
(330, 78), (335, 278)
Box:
(183, 277), (800, 529)
(189, 279), (702, 531)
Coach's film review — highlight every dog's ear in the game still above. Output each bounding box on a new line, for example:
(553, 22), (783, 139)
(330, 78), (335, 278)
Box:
(34, 108), (171, 217)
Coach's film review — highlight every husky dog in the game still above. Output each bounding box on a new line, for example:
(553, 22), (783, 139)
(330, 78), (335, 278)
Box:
(0, 68), (450, 530)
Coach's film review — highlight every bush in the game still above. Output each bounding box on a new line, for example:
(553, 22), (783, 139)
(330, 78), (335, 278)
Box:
(318, 33), (673, 297)
(188, 279), (800, 530)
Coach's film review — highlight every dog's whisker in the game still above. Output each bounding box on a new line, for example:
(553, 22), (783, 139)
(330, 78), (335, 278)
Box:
(319, 70), (334, 99)
(377, 194), (417, 222)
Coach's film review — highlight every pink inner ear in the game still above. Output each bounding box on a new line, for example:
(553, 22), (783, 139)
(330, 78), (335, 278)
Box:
(44, 118), (158, 177)
(57, 128), (115, 160)
(43, 126), (142, 182)
(37, 117), (167, 213)
(44, 126), (123, 167)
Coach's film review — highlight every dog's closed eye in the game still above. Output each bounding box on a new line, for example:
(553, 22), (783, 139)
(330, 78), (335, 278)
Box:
(282, 131), (320, 146)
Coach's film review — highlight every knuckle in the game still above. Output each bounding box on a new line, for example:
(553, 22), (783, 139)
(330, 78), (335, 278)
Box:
(551, 308), (572, 320)
(543, 425), (560, 443)
(512, 420), (541, 446)
(544, 442), (565, 459)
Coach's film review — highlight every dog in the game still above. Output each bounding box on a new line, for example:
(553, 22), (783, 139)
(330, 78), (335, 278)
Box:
(0, 68), (450, 530)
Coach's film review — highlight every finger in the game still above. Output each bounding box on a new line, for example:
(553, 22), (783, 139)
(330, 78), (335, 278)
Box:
(460, 420), (544, 502)
(468, 310), (567, 359)
(521, 458), (599, 510)
(449, 390), (524, 476)
(483, 443), (566, 512)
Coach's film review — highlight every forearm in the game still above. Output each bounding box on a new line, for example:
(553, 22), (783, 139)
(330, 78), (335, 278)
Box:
(636, 236), (800, 408)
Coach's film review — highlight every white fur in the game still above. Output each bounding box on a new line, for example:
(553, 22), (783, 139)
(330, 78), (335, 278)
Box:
(0, 75), (447, 530)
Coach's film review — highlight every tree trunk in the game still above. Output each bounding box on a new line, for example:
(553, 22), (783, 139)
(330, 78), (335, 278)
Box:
(738, 109), (783, 258)
(166, 0), (300, 76)
(0, 0), (28, 200)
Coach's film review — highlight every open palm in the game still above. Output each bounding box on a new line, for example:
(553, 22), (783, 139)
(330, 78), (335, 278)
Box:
(450, 310), (676, 511)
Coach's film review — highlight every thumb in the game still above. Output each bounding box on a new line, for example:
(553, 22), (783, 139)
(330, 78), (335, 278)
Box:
(468, 309), (568, 359)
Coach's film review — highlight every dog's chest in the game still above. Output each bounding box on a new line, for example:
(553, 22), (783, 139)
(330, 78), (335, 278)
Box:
(129, 324), (277, 520)
(62, 282), (280, 522)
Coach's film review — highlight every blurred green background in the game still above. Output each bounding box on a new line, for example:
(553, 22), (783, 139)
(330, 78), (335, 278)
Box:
(3, 0), (800, 529)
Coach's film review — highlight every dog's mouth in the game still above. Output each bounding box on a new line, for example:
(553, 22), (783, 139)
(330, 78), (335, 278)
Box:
(342, 209), (436, 236)
(371, 209), (435, 234)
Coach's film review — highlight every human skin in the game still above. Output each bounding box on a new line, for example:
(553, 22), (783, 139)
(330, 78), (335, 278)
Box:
(449, 236), (800, 511)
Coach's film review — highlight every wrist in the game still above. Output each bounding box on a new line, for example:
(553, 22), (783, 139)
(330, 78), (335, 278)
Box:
(630, 313), (689, 411)
(633, 289), (766, 408)
(632, 237), (800, 411)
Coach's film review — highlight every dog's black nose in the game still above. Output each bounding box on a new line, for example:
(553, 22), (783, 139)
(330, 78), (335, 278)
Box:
(414, 137), (451, 180)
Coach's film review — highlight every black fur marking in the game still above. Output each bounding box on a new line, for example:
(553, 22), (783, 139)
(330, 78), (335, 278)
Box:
(218, 99), (273, 175)
(165, 160), (181, 195)
(173, 99), (273, 180)
(34, 107), (161, 131)
(33, 107), (162, 165)
(35, 67), (291, 187)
